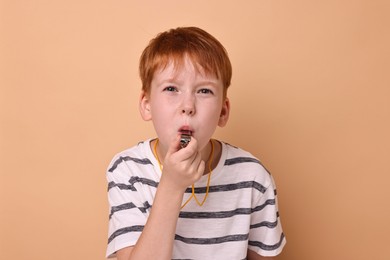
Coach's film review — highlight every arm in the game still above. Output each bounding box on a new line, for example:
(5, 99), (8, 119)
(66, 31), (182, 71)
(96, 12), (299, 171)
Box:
(116, 180), (184, 260)
(247, 249), (276, 260)
(246, 170), (286, 259)
(116, 137), (205, 260)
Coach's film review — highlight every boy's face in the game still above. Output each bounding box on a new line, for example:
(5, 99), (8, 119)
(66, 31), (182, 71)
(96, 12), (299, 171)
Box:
(139, 57), (230, 152)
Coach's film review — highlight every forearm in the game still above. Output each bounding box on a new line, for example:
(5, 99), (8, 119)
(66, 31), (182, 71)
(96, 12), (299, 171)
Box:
(247, 249), (277, 260)
(122, 179), (184, 260)
(116, 137), (204, 260)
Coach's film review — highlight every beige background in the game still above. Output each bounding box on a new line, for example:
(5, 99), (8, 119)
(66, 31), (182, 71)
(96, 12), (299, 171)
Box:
(1, 1), (389, 259)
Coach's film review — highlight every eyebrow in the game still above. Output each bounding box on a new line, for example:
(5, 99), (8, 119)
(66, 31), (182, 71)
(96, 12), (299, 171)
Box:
(194, 80), (220, 88)
(157, 78), (220, 88)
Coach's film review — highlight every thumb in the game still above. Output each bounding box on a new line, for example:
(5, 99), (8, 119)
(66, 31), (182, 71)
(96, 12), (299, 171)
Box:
(165, 134), (182, 157)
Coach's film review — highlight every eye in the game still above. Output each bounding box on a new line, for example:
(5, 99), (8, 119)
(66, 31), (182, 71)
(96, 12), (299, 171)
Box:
(163, 86), (177, 92)
(198, 88), (214, 94)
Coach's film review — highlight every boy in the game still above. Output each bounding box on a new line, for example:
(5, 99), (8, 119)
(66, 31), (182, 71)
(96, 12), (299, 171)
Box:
(106, 27), (286, 259)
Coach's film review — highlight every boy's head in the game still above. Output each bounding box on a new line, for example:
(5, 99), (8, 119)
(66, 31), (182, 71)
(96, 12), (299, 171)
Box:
(139, 27), (232, 98)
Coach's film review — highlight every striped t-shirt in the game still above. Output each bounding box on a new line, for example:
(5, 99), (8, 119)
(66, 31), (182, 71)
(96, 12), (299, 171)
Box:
(106, 139), (286, 259)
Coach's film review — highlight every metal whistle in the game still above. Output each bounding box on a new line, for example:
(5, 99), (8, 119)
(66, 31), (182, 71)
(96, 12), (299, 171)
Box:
(180, 133), (191, 149)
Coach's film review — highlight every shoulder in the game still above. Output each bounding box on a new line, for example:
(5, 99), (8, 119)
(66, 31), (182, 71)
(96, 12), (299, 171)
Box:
(223, 143), (260, 163)
(106, 140), (155, 180)
(221, 142), (267, 170)
(220, 141), (273, 187)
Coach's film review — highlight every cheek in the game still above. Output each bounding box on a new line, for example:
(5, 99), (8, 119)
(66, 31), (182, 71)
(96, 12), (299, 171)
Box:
(150, 99), (168, 116)
(204, 102), (223, 122)
(199, 107), (223, 136)
(150, 102), (174, 130)
(151, 109), (169, 126)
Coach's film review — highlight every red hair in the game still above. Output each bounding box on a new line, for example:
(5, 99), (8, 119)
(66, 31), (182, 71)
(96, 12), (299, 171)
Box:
(139, 27), (232, 97)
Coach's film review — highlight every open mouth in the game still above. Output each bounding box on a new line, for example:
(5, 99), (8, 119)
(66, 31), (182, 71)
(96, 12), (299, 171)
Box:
(178, 126), (193, 136)
(179, 129), (192, 136)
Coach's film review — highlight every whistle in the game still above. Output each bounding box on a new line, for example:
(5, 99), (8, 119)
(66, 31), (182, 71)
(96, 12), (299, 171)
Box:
(180, 134), (191, 148)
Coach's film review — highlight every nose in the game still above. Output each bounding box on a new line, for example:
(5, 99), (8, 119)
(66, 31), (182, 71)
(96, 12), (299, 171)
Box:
(182, 107), (194, 115)
(181, 94), (195, 116)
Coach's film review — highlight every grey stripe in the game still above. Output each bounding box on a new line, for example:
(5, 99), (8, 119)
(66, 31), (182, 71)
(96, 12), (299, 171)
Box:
(108, 156), (152, 172)
(129, 176), (159, 188)
(179, 199), (275, 219)
(108, 225), (144, 244)
(224, 157), (272, 175)
(185, 181), (267, 194)
(109, 201), (151, 219)
(175, 233), (249, 245)
(248, 233), (285, 251)
(252, 199), (275, 212)
(224, 157), (260, 166)
(109, 178), (265, 194)
(180, 208), (251, 219)
(107, 181), (136, 191)
(250, 219), (278, 229)
(107, 176), (159, 192)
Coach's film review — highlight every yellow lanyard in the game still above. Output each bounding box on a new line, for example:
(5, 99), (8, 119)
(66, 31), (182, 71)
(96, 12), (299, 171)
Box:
(153, 139), (214, 209)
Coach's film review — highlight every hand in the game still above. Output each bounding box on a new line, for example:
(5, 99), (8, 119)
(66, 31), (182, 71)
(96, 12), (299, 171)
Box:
(160, 135), (205, 192)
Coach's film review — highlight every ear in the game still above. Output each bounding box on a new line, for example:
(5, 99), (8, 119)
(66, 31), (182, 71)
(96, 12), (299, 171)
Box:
(218, 97), (230, 127)
(139, 91), (152, 121)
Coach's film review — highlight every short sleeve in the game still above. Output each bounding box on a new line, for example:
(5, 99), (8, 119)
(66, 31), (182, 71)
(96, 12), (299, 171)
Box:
(248, 174), (286, 256)
(105, 156), (151, 258)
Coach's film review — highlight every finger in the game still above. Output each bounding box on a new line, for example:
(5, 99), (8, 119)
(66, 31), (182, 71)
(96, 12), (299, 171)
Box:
(166, 134), (182, 157)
